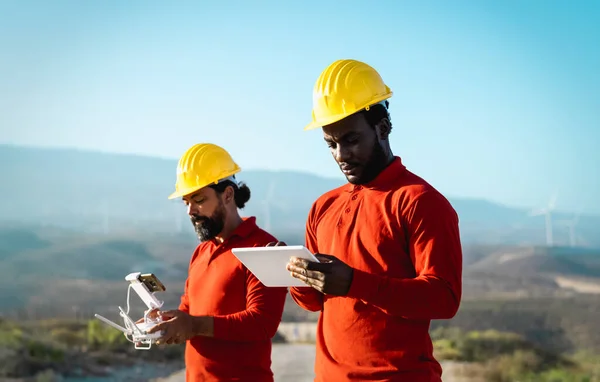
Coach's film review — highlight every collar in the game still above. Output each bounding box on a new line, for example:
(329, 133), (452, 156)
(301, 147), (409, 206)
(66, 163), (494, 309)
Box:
(345, 156), (406, 192)
(228, 216), (258, 239)
(209, 216), (258, 247)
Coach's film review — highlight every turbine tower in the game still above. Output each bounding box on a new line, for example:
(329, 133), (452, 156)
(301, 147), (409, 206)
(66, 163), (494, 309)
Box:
(529, 193), (557, 247)
(559, 213), (580, 247)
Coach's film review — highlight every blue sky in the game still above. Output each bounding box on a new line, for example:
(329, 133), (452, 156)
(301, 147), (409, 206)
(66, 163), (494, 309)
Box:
(1, 0), (598, 214)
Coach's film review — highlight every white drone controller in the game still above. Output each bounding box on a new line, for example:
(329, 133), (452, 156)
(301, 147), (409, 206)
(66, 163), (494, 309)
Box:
(94, 272), (166, 350)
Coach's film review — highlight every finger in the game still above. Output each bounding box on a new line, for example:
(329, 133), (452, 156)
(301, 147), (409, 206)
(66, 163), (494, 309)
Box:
(266, 241), (277, 247)
(159, 310), (179, 320)
(148, 308), (160, 318)
(289, 257), (315, 268)
(290, 271), (326, 292)
(287, 264), (310, 274)
(307, 279), (325, 293)
(164, 330), (181, 345)
(290, 269), (326, 286)
(139, 308), (159, 323)
(290, 270), (311, 285)
(275, 241), (287, 246)
(315, 254), (337, 263)
(289, 258), (332, 273)
(156, 327), (175, 345)
(288, 264), (327, 279)
(290, 268), (326, 283)
(304, 269), (327, 281)
(147, 321), (168, 334)
(156, 331), (173, 345)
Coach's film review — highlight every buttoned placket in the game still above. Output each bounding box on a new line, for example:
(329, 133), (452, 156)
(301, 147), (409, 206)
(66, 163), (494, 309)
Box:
(207, 239), (232, 266)
(337, 185), (363, 228)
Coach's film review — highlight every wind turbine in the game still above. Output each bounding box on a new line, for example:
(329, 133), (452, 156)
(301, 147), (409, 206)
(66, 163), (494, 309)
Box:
(262, 180), (275, 232)
(558, 213), (580, 247)
(529, 193), (557, 247)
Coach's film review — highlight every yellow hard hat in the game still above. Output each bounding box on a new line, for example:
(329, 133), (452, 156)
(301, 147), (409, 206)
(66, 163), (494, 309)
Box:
(304, 59), (393, 131)
(168, 143), (241, 199)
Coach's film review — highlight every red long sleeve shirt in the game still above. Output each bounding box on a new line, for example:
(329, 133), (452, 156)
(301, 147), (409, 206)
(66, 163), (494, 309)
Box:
(290, 157), (463, 382)
(179, 217), (288, 382)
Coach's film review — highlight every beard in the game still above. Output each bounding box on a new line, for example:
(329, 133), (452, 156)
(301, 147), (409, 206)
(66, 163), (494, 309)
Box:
(190, 203), (226, 242)
(347, 139), (389, 185)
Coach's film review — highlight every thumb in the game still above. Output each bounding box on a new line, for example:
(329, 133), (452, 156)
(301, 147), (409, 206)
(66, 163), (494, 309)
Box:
(146, 321), (165, 334)
(315, 254), (337, 263)
(159, 309), (179, 320)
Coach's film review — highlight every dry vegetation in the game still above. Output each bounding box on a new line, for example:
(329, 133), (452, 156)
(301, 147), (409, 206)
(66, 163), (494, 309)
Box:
(2, 228), (600, 381)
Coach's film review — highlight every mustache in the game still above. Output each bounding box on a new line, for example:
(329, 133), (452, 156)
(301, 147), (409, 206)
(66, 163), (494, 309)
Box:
(190, 215), (209, 224)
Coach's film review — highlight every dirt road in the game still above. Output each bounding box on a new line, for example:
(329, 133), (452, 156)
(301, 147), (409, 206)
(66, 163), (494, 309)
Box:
(155, 343), (474, 382)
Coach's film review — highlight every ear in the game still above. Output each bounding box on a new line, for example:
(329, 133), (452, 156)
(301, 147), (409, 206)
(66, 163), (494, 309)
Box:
(375, 118), (391, 140)
(223, 185), (235, 204)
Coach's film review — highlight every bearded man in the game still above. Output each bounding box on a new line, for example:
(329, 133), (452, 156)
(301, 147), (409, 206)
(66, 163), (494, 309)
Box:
(147, 143), (288, 382)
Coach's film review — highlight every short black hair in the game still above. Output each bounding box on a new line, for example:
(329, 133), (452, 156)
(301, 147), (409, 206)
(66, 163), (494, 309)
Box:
(359, 100), (392, 133)
(209, 179), (251, 209)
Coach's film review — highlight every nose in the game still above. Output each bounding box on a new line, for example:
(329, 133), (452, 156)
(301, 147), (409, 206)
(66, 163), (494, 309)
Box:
(187, 203), (198, 217)
(334, 144), (352, 163)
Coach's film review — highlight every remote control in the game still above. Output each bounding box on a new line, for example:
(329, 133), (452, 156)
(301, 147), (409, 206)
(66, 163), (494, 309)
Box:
(94, 272), (167, 350)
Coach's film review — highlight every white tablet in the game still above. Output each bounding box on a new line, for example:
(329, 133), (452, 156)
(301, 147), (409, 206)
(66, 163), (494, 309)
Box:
(230, 245), (320, 287)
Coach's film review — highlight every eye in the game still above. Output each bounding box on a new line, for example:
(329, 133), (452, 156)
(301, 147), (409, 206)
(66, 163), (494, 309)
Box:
(325, 141), (336, 149)
(345, 134), (359, 144)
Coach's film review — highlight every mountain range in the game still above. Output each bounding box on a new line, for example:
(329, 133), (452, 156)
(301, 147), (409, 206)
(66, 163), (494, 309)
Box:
(0, 143), (598, 247)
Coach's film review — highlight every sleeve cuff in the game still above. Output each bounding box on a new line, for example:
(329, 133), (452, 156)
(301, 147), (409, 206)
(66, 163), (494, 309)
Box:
(346, 268), (381, 302)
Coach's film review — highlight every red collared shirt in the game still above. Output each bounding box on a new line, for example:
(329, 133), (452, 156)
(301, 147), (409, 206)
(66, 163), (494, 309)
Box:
(290, 157), (463, 381)
(179, 217), (288, 382)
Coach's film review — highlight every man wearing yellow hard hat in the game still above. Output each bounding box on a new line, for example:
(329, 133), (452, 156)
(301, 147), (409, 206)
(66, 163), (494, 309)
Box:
(281, 59), (463, 381)
(146, 143), (287, 382)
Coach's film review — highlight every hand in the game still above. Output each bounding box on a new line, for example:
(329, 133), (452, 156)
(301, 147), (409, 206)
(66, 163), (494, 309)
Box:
(287, 254), (354, 296)
(266, 241), (287, 247)
(146, 309), (210, 345)
(135, 307), (160, 324)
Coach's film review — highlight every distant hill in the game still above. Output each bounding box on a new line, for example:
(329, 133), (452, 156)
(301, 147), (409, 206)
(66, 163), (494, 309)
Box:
(0, 225), (599, 318)
(1, 144), (599, 247)
(468, 246), (600, 277)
